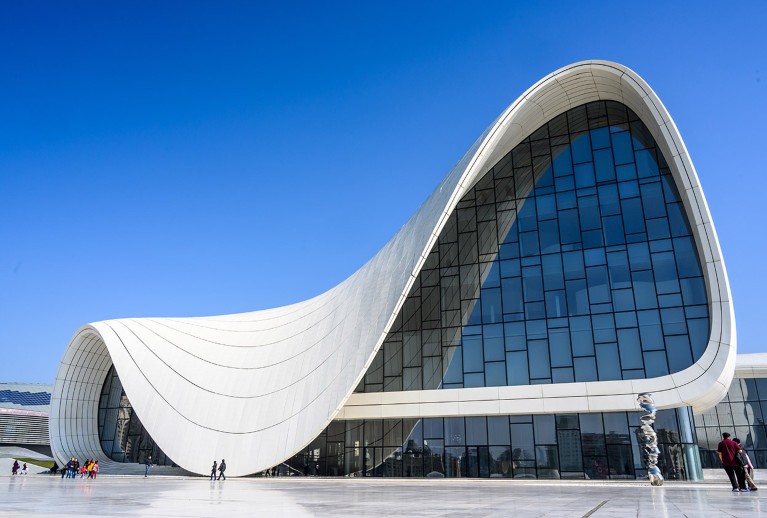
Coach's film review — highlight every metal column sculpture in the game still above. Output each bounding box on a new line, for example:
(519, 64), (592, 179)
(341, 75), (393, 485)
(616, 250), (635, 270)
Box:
(637, 393), (664, 486)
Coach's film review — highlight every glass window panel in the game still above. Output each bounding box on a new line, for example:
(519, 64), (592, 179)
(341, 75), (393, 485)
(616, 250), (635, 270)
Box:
(673, 237), (702, 278)
(556, 174), (574, 192)
(553, 145), (573, 175)
(611, 131), (634, 165)
(482, 324), (505, 361)
(643, 350), (670, 377)
(615, 311), (637, 328)
(545, 290), (568, 318)
(571, 321), (595, 357)
(566, 279), (589, 316)
(617, 328), (643, 370)
(571, 133), (592, 163)
(485, 361), (507, 387)
(680, 277), (707, 306)
(528, 339), (551, 380)
(423, 418), (444, 439)
(552, 367), (574, 383)
(501, 277), (523, 314)
(661, 307), (687, 335)
(500, 258), (521, 279)
(481, 287), (502, 324)
(640, 181), (666, 218)
(594, 148), (616, 183)
(627, 242), (652, 271)
(618, 180), (639, 199)
(606, 445), (634, 478)
(578, 195), (601, 230)
(465, 417), (488, 445)
(606, 251), (631, 289)
(591, 126), (611, 149)
(632, 270), (658, 310)
(563, 251), (585, 280)
(510, 423), (535, 461)
(522, 266), (544, 301)
(646, 218), (671, 240)
(584, 248), (606, 267)
(506, 351), (529, 385)
(586, 265), (611, 304)
(534, 415), (556, 444)
(667, 202), (691, 238)
(488, 416), (511, 445)
(581, 229), (604, 249)
(557, 188), (577, 208)
(538, 220), (560, 254)
(592, 314), (616, 343)
(442, 346), (463, 384)
(635, 149), (660, 178)
(462, 335), (484, 372)
(445, 418), (465, 446)
(612, 288), (635, 311)
(652, 251), (680, 295)
(596, 343), (621, 380)
(541, 254), (565, 289)
(616, 163), (637, 181)
(549, 328), (573, 367)
(527, 319), (547, 339)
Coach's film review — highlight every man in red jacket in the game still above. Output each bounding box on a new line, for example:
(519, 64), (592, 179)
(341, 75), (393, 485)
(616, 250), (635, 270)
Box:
(718, 432), (747, 491)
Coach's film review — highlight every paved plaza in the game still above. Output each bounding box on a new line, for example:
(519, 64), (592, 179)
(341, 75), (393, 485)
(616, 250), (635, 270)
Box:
(1, 475), (766, 517)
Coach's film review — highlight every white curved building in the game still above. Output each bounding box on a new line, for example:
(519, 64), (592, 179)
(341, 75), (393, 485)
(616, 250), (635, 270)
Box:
(50, 60), (735, 479)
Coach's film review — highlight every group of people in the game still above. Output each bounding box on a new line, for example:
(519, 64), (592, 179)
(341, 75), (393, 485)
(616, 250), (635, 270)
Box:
(10, 460), (28, 475)
(210, 459), (227, 480)
(59, 457), (100, 479)
(717, 432), (758, 492)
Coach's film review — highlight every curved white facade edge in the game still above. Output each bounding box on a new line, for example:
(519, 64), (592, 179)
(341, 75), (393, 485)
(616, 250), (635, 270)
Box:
(50, 61), (735, 476)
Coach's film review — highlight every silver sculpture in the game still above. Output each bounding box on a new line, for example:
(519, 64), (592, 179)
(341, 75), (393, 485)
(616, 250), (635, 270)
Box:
(637, 393), (664, 486)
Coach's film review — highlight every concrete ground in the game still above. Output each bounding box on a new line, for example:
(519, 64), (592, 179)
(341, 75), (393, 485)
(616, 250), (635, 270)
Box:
(2, 474), (766, 517)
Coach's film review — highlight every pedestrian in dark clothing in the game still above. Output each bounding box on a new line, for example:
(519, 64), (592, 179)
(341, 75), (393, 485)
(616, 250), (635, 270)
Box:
(50, 461), (59, 475)
(733, 438), (758, 491)
(210, 460), (217, 481)
(145, 455), (152, 477)
(218, 459), (226, 480)
(718, 432), (747, 491)
(65, 458), (76, 479)
(12, 460), (19, 475)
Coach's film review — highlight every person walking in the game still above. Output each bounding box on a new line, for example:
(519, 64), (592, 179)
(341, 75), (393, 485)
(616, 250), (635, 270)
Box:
(734, 438), (759, 491)
(21, 463), (28, 475)
(210, 460), (217, 481)
(217, 459), (226, 481)
(92, 461), (99, 479)
(11, 460), (19, 475)
(145, 455), (153, 478)
(66, 457), (75, 479)
(718, 432), (747, 491)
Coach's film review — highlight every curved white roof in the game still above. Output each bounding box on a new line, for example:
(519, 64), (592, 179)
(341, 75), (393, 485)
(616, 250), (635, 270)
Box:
(50, 61), (735, 476)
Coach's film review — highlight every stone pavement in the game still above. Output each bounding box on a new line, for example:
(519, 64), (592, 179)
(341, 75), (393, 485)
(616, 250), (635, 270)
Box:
(1, 475), (764, 517)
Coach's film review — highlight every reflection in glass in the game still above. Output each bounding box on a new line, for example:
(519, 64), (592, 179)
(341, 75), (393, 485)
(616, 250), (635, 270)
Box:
(360, 100), (709, 394)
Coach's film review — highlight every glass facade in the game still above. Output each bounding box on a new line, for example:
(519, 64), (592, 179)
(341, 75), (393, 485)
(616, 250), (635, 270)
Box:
(695, 377), (767, 469)
(97, 366), (174, 466)
(358, 101), (709, 392)
(0, 390), (50, 406)
(285, 409), (701, 480)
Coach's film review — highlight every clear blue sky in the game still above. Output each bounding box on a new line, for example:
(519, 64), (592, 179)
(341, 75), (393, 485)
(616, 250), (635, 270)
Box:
(1, 2), (765, 383)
